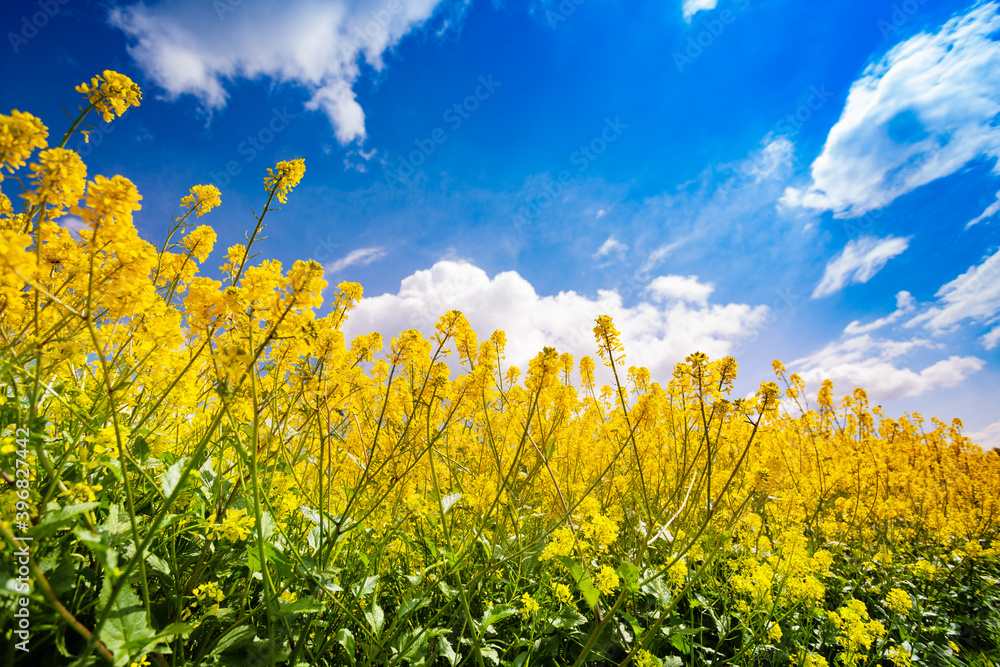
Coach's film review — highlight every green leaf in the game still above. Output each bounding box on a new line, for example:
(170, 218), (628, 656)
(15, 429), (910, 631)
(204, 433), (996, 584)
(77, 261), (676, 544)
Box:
(97, 575), (156, 666)
(335, 628), (356, 666)
(396, 596), (431, 620)
(75, 528), (118, 573)
(479, 604), (517, 633)
(352, 575), (379, 598)
(31, 501), (100, 539)
(145, 553), (170, 575)
(364, 601), (384, 634)
(277, 596), (324, 617)
(439, 636), (458, 667)
(552, 606), (588, 629)
(159, 457), (188, 498)
(617, 561), (640, 593)
(208, 625), (258, 656)
(98, 504), (130, 542)
(555, 556), (600, 610)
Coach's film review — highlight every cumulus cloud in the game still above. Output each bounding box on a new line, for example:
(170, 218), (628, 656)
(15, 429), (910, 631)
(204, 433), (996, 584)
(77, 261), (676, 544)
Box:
(342, 260), (771, 382)
(970, 418), (1000, 450)
(109, 0), (446, 143)
(645, 275), (714, 307)
(812, 235), (910, 298)
(782, 2), (1000, 218)
(790, 333), (984, 402)
(907, 247), (1000, 347)
(681, 0), (719, 22)
(323, 246), (387, 274)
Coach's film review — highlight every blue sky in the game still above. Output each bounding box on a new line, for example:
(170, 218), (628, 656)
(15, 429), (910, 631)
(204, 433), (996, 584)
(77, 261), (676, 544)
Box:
(2, 0), (999, 446)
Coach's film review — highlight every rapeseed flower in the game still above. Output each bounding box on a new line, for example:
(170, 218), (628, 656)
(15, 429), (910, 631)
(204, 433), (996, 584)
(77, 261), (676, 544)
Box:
(75, 70), (142, 123)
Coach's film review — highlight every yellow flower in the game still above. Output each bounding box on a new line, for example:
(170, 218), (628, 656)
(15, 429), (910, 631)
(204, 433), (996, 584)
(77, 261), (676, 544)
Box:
(59, 481), (104, 504)
(75, 70), (142, 123)
(192, 581), (226, 615)
(635, 649), (662, 667)
(553, 582), (573, 605)
(886, 646), (912, 667)
(593, 315), (625, 366)
(279, 589), (298, 604)
(885, 588), (912, 616)
(182, 225), (217, 263)
(24, 148), (87, 211)
(582, 513), (619, 548)
(767, 623), (783, 643)
(77, 174), (142, 229)
(0, 110), (48, 180)
(594, 565), (619, 596)
(520, 593), (541, 618)
(263, 158), (305, 203)
(799, 653), (829, 667)
(211, 508), (256, 541)
(129, 656), (151, 667)
(180, 184), (221, 217)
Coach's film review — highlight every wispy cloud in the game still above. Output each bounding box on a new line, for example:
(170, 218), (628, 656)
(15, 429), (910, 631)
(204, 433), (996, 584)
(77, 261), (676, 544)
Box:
(594, 236), (627, 258)
(907, 246), (1000, 348)
(812, 235), (910, 298)
(783, 2), (1000, 218)
(323, 246), (387, 274)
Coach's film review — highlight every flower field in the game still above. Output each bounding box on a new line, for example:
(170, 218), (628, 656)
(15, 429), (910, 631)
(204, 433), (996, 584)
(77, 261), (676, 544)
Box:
(2, 73), (1000, 667)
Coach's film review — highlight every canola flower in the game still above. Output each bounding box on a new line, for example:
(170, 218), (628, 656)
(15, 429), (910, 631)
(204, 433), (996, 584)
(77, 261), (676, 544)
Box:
(75, 70), (142, 123)
(0, 73), (998, 667)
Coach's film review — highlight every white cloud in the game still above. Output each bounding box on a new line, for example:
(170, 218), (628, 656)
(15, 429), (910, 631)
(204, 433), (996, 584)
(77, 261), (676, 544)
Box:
(782, 2), (1000, 218)
(682, 0), (719, 23)
(970, 418), (1000, 450)
(55, 215), (87, 239)
(594, 236), (627, 258)
(907, 246), (1000, 347)
(791, 334), (984, 402)
(645, 275), (714, 307)
(812, 235), (910, 298)
(967, 190), (1000, 228)
(843, 290), (915, 335)
(342, 260), (770, 383)
(323, 246), (387, 274)
(110, 0), (446, 144)
(745, 136), (795, 182)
